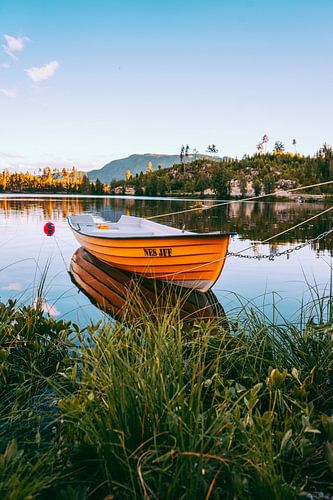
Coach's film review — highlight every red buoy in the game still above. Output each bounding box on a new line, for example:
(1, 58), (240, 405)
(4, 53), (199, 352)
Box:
(44, 221), (55, 236)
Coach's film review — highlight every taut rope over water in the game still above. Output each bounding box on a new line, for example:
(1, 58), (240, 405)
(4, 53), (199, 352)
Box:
(147, 179), (333, 221)
(153, 197), (333, 279)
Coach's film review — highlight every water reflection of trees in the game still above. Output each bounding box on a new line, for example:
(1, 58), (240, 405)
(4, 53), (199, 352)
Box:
(160, 202), (333, 254)
(1, 197), (332, 254)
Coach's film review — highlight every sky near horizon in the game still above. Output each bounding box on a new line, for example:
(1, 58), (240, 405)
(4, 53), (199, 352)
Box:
(0, 0), (332, 172)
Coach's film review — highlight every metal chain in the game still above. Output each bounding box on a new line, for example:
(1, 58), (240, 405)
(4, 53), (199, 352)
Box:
(227, 228), (333, 261)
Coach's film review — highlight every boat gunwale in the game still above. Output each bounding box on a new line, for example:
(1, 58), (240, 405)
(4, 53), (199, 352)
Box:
(68, 217), (236, 240)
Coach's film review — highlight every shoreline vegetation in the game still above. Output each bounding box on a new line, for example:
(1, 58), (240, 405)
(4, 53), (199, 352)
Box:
(0, 284), (332, 498)
(1, 148), (333, 201)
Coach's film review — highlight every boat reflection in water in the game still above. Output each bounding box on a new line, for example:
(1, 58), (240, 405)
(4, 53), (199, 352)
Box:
(70, 248), (228, 324)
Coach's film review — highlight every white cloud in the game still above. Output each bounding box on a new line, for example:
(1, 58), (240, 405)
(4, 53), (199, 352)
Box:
(0, 151), (23, 159)
(0, 62), (10, 68)
(2, 34), (27, 60)
(0, 154), (108, 173)
(25, 60), (60, 83)
(33, 299), (60, 317)
(0, 87), (17, 98)
(0, 282), (22, 291)
(41, 302), (60, 317)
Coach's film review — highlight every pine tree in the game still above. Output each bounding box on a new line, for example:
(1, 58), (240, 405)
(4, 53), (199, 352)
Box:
(80, 174), (91, 194)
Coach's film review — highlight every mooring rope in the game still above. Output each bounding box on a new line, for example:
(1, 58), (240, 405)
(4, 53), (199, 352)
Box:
(258, 204), (333, 245)
(153, 204), (333, 279)
(147, 179), (333, 221)
(54, 235), (70, 272)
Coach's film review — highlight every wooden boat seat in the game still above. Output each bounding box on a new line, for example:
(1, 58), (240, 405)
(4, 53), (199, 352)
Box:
(70, 214), (95, 226)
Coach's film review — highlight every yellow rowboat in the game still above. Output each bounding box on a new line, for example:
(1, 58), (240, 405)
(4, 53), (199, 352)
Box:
(68, 215), (235, 292)
(70, 247), (228, 323)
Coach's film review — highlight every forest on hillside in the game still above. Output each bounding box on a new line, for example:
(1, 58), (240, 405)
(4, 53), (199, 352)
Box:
(118, 144), (333, 198)
(1, 144), (333, 198)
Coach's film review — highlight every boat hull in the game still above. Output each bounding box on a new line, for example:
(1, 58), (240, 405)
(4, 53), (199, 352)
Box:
(70, 230), (231, 292)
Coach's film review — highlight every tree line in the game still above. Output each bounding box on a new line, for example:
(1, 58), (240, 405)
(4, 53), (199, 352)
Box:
(0, 167), (105, 194)
(122, 144), (333, 198)
(1, 144), (333, 197)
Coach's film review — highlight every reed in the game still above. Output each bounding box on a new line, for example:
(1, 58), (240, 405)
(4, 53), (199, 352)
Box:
(0, 297), (76, 498)
(0, 288), (332, 499)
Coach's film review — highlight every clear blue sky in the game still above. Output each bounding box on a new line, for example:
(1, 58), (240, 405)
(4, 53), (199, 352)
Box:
(0, 0), (332, 171)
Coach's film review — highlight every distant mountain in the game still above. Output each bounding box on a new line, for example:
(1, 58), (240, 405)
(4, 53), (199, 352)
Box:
(87, 153), (222, 182)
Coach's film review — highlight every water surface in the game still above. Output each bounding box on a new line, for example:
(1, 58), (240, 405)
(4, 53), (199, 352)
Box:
(0, 194), (332, 323)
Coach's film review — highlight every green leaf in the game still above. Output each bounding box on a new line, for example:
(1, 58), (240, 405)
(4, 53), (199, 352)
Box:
(280, 429), (293, 454)
(325, 442), (333, 473)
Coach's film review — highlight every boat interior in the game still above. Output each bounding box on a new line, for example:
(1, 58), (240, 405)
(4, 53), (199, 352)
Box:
(68, 214), (195, 237)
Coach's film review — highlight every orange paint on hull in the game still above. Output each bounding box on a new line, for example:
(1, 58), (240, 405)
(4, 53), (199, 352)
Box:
(70, 229), (231, 292)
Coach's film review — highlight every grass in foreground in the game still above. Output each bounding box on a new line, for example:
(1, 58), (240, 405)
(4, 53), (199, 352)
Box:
(0, 292), (332, 499)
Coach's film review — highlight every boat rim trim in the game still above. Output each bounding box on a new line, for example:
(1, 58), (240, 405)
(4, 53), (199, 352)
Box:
(68, 217), (236, 240)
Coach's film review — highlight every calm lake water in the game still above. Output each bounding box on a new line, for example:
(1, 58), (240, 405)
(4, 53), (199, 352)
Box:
(0, 194), (332, 324)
